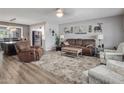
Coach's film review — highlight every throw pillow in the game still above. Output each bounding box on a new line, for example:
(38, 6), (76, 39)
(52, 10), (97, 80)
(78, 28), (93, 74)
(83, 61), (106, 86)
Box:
(19, 44), (30, 51)
(64, 41), (70, 46)
(86, 44), (94, 48)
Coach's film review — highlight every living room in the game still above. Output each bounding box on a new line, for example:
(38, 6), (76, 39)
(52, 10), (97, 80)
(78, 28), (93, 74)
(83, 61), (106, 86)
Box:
(0, 8), (124, 84)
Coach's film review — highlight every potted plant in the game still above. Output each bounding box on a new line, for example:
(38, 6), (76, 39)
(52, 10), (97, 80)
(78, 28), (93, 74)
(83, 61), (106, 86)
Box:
(55, 34), (61, 51)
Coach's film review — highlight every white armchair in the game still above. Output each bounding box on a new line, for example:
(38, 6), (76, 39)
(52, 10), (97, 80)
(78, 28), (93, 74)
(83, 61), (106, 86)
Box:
(88, 60), (124, 84)
(104, 42), (124, 61)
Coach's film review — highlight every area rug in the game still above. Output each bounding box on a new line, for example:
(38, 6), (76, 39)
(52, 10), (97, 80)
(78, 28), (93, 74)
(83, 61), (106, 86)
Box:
(34, 51), (101, 83)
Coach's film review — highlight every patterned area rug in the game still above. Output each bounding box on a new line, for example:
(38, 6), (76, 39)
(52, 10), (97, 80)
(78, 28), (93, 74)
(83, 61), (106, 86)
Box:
(34, 51), (101, 83)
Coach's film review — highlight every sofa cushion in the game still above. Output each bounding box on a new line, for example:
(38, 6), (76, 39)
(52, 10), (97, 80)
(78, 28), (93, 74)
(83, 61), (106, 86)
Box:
(69, 45), (82, 48)
(88, 65), (124, 84)
(16, 40), (31, 51)
(82, 39), (95, 47)
(106, 60), (124, 76)
(63, 41), (70, 46)
(82, 47), (94, 56)
(75, 39), (83, 46)
(19, 45), (30, 51)
(86, 44), (94, 48)
(66, 39), (76, 45)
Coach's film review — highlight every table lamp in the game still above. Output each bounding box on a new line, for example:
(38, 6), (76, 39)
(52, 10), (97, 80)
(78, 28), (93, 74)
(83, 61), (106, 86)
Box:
(97, 34), (103, 48)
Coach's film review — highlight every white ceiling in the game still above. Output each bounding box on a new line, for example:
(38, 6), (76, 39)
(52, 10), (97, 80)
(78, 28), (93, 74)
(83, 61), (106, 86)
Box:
(0, 8), (123, 25)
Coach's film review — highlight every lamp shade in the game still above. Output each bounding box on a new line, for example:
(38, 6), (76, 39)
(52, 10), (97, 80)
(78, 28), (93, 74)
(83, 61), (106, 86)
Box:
(60, 35), (64, 39)
(97, 34), (103, 39)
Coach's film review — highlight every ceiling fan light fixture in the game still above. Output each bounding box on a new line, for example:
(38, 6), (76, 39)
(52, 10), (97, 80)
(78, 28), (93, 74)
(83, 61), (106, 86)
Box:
(56, 8), (64, 18)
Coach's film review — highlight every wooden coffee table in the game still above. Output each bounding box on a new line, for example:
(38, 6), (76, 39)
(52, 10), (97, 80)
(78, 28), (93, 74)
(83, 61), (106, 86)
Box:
(61, 47), (82, 57)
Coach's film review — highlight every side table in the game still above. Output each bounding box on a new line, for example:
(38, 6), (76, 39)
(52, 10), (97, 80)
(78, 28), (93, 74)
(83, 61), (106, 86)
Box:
(3, 42), (17, 56)
(56, 46), (61, 51)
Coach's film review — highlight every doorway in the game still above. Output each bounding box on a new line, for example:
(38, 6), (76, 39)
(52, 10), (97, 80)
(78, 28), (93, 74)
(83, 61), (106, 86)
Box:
(32, 31), (42, 47)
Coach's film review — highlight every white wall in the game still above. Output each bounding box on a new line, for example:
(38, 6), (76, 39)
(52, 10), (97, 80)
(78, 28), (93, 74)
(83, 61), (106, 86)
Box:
(30, 15), (124, 51)
(45, 22), (59, 51)
(59, 15), (124, 48)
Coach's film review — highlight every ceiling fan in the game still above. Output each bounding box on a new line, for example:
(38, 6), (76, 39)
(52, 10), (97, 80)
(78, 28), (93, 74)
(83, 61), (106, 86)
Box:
(9, 18), (16, 22)
(55, 8), (76, 18)
(56, 8), (64, 18)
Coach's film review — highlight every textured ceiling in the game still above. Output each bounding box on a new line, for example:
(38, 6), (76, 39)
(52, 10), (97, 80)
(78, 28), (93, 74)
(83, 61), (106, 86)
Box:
(0, 8), (123, 25)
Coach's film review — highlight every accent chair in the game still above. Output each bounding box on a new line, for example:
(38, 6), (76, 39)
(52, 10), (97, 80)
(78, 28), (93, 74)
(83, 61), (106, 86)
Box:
(104, 42), (124, 61)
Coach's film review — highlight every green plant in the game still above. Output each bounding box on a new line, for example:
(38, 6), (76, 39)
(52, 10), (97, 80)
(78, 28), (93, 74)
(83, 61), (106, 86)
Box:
(55, 34), (60, 47)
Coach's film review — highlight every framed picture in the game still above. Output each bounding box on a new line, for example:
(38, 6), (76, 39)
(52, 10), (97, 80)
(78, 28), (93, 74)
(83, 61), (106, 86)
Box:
(79, 25), (84, 32)
(88, 25), (92, 33)
(75, 25), (87, 34)
(74, 26), (79, 33)
(64, 27), (70, 34)
(70, 26), (73, 33)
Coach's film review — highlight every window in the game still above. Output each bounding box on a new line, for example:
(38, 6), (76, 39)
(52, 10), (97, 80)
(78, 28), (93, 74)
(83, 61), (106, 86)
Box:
(0, 25), (23, 40)
(0, 26), (9, 39)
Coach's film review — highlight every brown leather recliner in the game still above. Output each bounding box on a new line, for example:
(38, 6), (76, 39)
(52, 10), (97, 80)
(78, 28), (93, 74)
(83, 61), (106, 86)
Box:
(15, 40), (43, 62)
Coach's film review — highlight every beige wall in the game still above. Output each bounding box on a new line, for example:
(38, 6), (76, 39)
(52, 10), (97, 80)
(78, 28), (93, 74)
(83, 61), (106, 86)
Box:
(0, 21), (30, 40)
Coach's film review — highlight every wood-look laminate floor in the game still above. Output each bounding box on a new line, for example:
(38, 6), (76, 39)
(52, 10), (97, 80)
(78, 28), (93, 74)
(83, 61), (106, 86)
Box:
(0, 52), (66, 84)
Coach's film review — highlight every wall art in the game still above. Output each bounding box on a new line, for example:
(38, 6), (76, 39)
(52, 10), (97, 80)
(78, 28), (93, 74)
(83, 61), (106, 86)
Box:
(88, 25), (92, 33)
(64, 27), (71, 33)
(70, 26), (73, 33)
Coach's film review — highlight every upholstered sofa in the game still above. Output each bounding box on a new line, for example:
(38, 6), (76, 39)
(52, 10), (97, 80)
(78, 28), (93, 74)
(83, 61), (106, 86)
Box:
(62, 39), (95, 56)
(88, 60), (124, 84)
